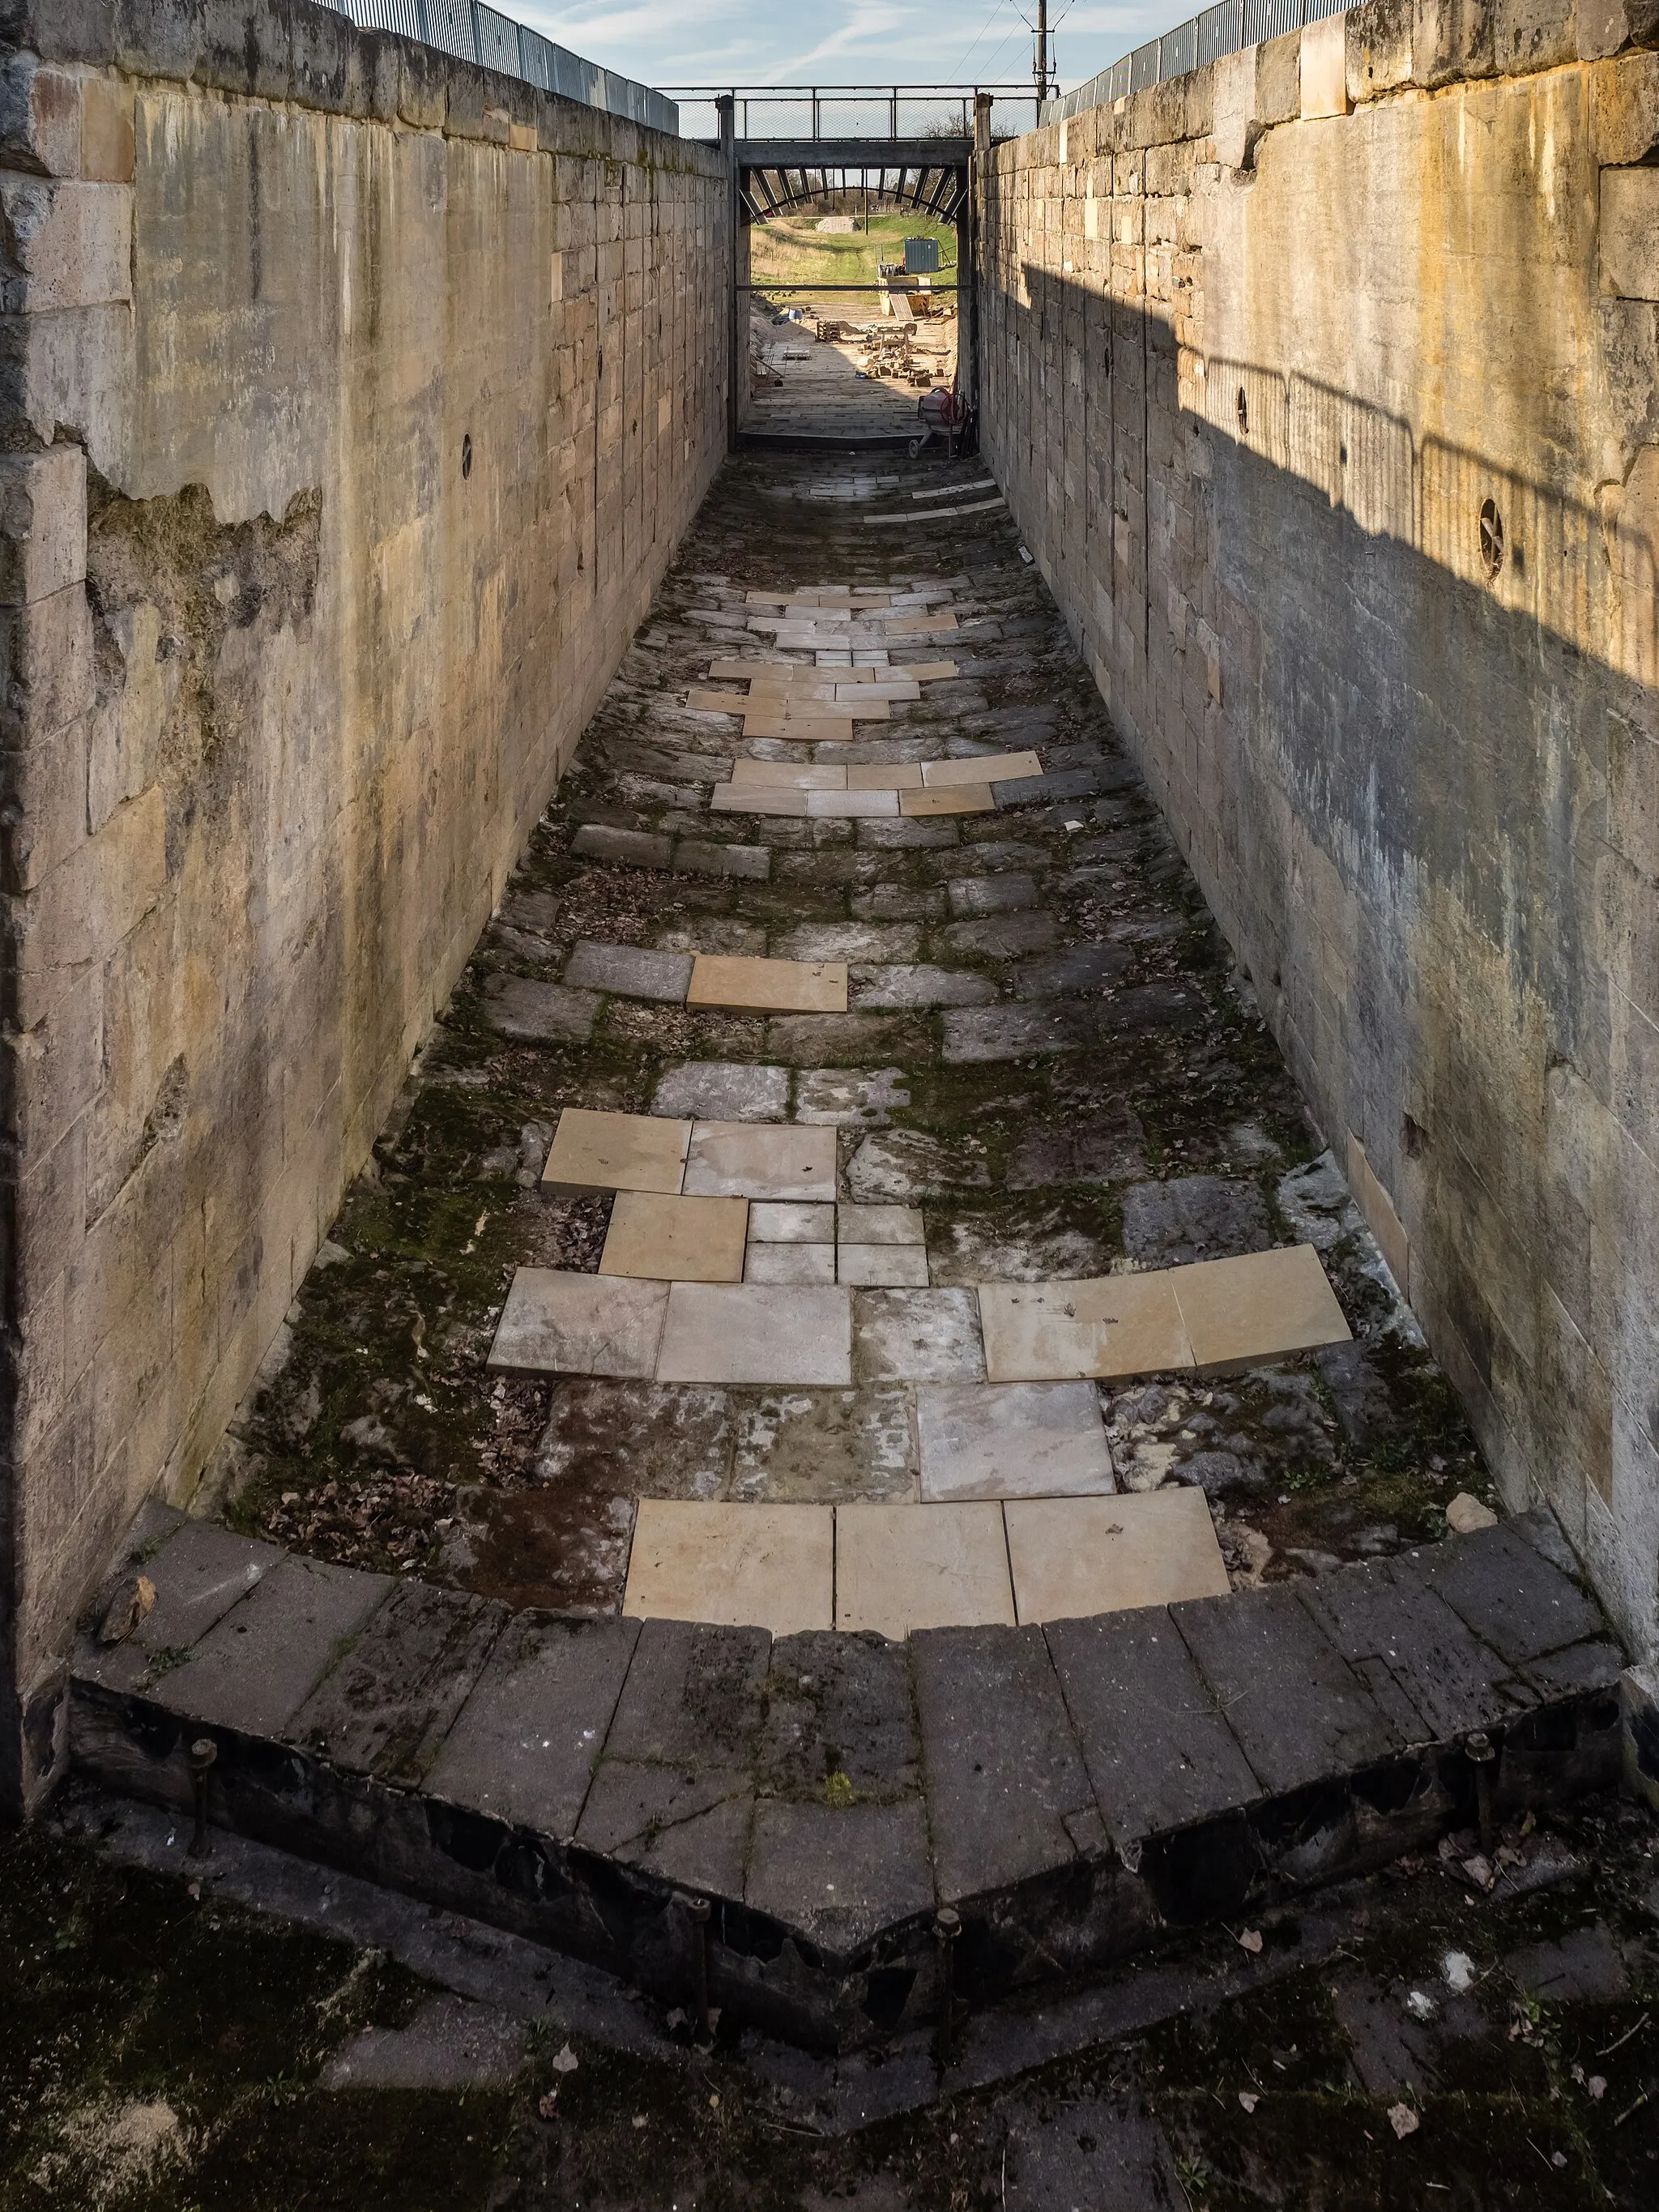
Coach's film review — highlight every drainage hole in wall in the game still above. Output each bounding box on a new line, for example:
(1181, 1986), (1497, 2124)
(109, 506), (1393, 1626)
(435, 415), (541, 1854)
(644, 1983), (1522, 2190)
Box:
(1236, 387), (1248, 436)
(462, 432), (473, 480)
(1478, 497), (1503, 579)
(1339, 442), (1348, 465)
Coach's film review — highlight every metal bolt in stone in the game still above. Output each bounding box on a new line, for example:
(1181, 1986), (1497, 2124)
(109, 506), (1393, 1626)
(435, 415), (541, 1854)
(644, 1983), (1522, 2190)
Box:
(1465, 1730), (1499, 1855)
(933, 1906), (962, 2065)
(186, 1737), (218, 1859)
(687, 1894), (713, 2044)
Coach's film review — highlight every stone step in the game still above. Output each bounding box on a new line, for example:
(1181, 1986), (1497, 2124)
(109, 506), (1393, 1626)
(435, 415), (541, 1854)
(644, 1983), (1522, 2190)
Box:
(70, 1504), (1625, 2053)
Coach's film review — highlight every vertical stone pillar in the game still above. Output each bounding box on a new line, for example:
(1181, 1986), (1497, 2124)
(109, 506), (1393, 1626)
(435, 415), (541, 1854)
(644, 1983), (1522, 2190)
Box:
(1, 49), (139, 1814)
(966, 96), (993, 432)
(717, 94), (739, 452)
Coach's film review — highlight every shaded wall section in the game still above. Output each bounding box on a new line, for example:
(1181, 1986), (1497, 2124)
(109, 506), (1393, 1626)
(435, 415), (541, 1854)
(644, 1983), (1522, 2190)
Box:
(979, 2), (1659, 1659)
(0, 0), (731, 1808)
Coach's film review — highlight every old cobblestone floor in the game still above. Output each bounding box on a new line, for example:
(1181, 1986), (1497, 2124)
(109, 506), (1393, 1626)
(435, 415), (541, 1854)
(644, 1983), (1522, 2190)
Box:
(215, 447), (1493, 1613)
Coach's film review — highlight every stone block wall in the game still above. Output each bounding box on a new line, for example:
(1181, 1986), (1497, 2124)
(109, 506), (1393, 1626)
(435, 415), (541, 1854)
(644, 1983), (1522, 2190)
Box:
(980, 1), (1659, 1663)
(0, 0), (731, 1809)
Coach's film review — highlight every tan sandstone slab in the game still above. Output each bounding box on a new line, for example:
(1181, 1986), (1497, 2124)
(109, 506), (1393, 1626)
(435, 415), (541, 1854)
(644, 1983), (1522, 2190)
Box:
(898, 660), (958, 679)
(834, 1502), (1015, 1638)
(838, 1245), (929, 1287)
(902, 784), (994, 817)
(599, 1192), (749, 1283)
(684, 1121), (837, 1202)
(744, 1241), (836, 1284)
(730, 760), (847, 791)
(542, 1108), (690, 1197)
(687, 954), (849, 1014)
(920, 751), (1043, 788)
(807, 788), (899, 818)
(655, 1283), (854, 1385)
(915, 1380), (1115, 1501)
(743, 713), (856, 742)
(1004, 1490), (1231, 1624)
(979, 1276), (1194, 1382)
(847, 763), (923, 791)
(487, 1269), (669, 1378)
(710, 784), (812, 816)
(1172, 1244), (1352, 1372)
(625, 1500), (833, 1633)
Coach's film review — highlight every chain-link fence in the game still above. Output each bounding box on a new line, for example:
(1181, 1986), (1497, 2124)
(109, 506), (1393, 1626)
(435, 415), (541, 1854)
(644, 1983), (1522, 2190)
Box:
(322, 0), (678, 135)
(1044, 0), (1346, 122)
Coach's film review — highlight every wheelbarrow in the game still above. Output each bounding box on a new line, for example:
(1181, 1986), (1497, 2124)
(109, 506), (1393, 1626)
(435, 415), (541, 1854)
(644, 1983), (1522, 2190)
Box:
(910, 385), (972, 461)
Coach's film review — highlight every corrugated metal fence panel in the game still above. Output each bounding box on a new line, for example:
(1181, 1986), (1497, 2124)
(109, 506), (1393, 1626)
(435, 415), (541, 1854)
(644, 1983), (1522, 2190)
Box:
(1109, 57), (1132, 100)
(1243, 0), (1305, 41)
(1160, 19), (1199, 76)
(518, 27), (554, 90)
(474, 3), (519, 76)
(1128, 41), (1162, 93)
(340, 0), (428, 40)
(1197, 1), (1243, 66)
(422, 0), (478, 64)
(1303, 0), (1346, 17)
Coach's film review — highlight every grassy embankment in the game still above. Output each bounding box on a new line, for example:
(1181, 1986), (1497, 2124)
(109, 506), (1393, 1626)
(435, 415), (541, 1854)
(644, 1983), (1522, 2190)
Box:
(748, 211), (958, 314)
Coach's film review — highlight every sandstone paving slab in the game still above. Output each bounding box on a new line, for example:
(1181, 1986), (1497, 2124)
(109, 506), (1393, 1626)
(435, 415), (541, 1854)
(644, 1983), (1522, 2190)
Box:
(898, 659), (958, 679)
(1171, 1580), (1408, 1796)
(849, 963), (999, 1010)
(854, 1287), (986, 1381)
(742, 714), (856, 742)
(1294, 1552), (1537, 1744)
(541, 1107), (691, 1196)
(1171, 1244), (1352, 1370)
(746, 1241), (836, 1283)
(916, 1381), (1115, 1501)
(746, 1798), (934, 1952)
(749, 1201), (837, 1241)
(711, 784), (812, 816)
(624, 1500), (834, 1634)
(651, 1061), (790, 1121)
(1006, 1490), (1230, 1624)
(847, 762), (923, 789)
(688, 953), (849, 1014)
(288, 1582), (509, 1787)
(561, 939), (694, 1003)
(487, 1269), (670, 1379)
(77, 1512), (283, 1696)
(902, 784), (994, 816)
(948, 873), (1039, 917)
(731, 1387), (916, 1501)
(656, 1283), (854, 1386)
(835, 1502), (1015, 1638)
(600, 1191), (749, 1283)
(1045, 1603), (1261, 1846)
(979, 1275), (1194, 1382)
(151, 1553), (394, 1740)
(808, 788), (900, 818)
(1418, 1514), (1606, 1668)
(837, 1202), (925, 1245)
(684, 1121), (837, 1202)
(482, 974), (600, 1042)
(730, 760), (847, 791)
(922, 751), (1043, 787)
(838, 1243), (929, 1287)
(1014, 942), (1131, 997)
(911, 1623), (1096, 1900)
(423, 1613), (642, 1838)
(940, 910), (1059, 959)
(943, 1001), (1104, 1063)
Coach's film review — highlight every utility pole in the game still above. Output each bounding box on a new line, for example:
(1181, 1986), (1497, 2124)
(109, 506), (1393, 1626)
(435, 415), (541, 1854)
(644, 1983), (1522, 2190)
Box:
(1034, 0), (1051, 109)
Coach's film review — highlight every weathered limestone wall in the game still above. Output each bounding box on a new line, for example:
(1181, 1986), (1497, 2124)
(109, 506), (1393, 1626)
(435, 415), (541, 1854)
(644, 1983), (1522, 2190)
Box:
(981, 1), (1659, 1660)
(0, 0), (730, 1808)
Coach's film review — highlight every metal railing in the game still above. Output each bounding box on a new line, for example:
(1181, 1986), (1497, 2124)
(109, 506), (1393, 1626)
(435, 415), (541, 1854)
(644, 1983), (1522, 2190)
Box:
(322, 0), (679, 135)
(663, 84), (1043, 144)
(1044, 0), (1345, 122)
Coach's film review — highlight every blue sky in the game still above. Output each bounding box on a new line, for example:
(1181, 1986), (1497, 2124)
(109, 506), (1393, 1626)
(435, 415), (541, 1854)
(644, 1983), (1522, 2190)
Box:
(514, 2), (1173, 97)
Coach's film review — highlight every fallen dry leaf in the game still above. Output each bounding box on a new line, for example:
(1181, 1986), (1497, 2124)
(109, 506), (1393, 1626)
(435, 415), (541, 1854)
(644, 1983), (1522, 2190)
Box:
(1238, 2091), (1259, 2114)
(1238, 1928), (1263, 1954)
(1388, 2103), (1421, 2140)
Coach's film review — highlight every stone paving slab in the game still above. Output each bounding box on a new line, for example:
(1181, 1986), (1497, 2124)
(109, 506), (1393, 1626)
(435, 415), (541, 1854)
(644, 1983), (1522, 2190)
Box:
(745, 1241), (836, 1283)
(730, 761), (847, 790)
(710, 784), (812, 815)
(850, 963), (999, 1009)
(625, 1501), (834, 1633)
(599, 1191), (750, 1283)
(1172, 1245), (1353, 1370)
(750, 1201), (837, 1242)
(482, 974), (600, 1042)
(1418, 1518), (1607, 1666)
(979, 1275), (1194, 1383)
(487, 1269), (670, 1378)
(423, 1612), (640, 1838)
(541, 1108), (691, 1197)
(922, 751), (1043, 786)
(651, 1062), (790, 1121)
(1007, 1492), (1231, 1625)
(76, 1510), (281, 1697)
(655, 1283), (855, 1385)
(855, 1287), (987, 1381)
(834, 1503), (1016, 1638)
(916, 1381), (1115, 1501)
(902, 784), (995, 816)
(838, 1244), (929, 1287)
(838, 1203), (925, 1245)
(561, 940), (695, 1001)
(683, 1121), (837, 1202)
(288, 1582), (508, 1787)
(151, 1552), (393, 1739)
(687, 953), (849, 1014)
